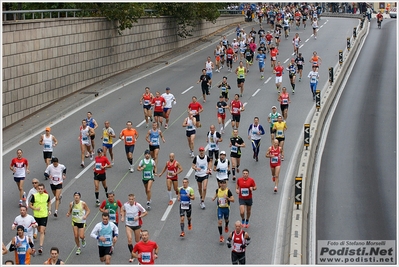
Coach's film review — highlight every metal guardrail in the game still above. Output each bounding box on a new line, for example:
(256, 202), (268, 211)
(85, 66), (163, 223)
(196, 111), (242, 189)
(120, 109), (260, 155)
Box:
(3, 9), (243, 21)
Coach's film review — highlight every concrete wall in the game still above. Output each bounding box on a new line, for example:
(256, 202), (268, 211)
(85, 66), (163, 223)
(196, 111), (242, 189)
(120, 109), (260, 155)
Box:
(2, 15), (243, 128)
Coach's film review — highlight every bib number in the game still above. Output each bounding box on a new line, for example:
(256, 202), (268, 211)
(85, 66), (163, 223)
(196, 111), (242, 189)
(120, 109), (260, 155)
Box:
(126, 136), (133, 142)
(272, 156), (279, 163)
(181, 201), (190, 210)
(241, 188), (249, 197)
(231, 146), (238, 153)
(142, 252), (151, 263)
(144, 171), (152, 179)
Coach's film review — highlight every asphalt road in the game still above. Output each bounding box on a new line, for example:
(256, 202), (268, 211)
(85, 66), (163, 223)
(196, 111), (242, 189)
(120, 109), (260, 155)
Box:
(315, 18), (397, 263)
(2, 17), (360, 265)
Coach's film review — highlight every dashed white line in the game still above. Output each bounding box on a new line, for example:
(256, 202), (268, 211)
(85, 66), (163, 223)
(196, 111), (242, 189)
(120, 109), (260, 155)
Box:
(252, 88), (261, 97)
(264, 77), (271, 84)
(136, 120), (146, 127)
(305, 38), (310, 42)
(299, 44), (304, 49)
(161, 198), (176, 221)
(181, 86), (194, 94)
(284, 58), (290, 63)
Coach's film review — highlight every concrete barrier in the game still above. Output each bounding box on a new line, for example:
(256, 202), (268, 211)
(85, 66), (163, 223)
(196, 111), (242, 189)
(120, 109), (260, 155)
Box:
(288, 18), (368, 264)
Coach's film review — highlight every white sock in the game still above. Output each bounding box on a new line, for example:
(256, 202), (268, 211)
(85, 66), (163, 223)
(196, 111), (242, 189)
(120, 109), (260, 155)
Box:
(168, 191), (172, 200)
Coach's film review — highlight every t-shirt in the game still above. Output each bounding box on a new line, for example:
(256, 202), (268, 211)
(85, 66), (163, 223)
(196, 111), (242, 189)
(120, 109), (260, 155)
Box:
(94, 156), (110, 174)
(10, 158), (29, 178)
(133, 241), (158, 265)
(237, 177), (256, 199)
(199, 74), (211, 88)
(188, 102), (203, 115)
(152, 97), (166, 113)
(99, 200), (123, 224)
(120, 128), (138, 145)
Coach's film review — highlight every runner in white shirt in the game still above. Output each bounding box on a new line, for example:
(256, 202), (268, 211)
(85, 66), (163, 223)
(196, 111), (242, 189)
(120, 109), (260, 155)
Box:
(12, 205), (38, 244)
(44, 157), (66, 217)
(161, 87), (176, 129)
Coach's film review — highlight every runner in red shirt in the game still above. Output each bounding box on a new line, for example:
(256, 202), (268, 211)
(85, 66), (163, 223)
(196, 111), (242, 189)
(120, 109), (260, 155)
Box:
(235, 169), (256, 228)
(270, 46), (279, 69)
(158, 153), (184, 205)
(230, 94), (245, 130)
(273, 61), (284, 93)
(225, 44), (235, 72)
(265, 31), (273, 53)
(93, 148), (112, 206)
(132, 230), (159, 264)
(151, 91), (166, 128)
(187, 96), (203, 128)
(266, 139), (283, 193)
(10, 149), (30, 206)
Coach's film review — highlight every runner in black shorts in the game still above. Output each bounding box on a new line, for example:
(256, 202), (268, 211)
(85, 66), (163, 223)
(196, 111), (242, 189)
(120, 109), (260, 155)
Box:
(229, 129), (245, 181)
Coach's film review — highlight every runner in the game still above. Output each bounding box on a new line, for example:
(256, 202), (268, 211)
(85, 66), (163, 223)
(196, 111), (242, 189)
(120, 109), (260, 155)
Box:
(244, 45), (254, 73)
(217, 76), (231, 99)
(207, 125), (223, 163)
(99, 191), (122, 254)
(230, 94), (245, 130)
(236, 169), (257, 228)
(151, 91), (166, 128)
(225, 44), (234, 72)
(212, 179), (234, 243)
(219, 41), (226, 70)
(182, 112), (197, 158)
(235, 61), (246, 97)
(308, 65), (320, 100)
(44, 157), (66, 217)
(8, 225), (35, 265)
(266, 139), (284, 193)
(270, 45), (279, 69)
(272, 115), (287, 160)
(256, 49), (267, 79)
(79, 119), (94, 167)
(205, 56), (214, 88)
(294, 9), (302, 29)
(158, 153), (183, 205)
(231, 38), (239, 62)
(197, 69), (211, 103)
(66, 192), (90, 255)
(309, 51), (322, 70)
(121, 194), (148, 263)
(226, 221), (251, 265)
(119, 121), (139, 173)
(137, 150), (158, 210)
(93, 148), (111, 207)
(177, 178), (195, 237)
(213, 151), (231, 185)
(214, 44), (222, 72)
(90, 212), (119, 265)
(267, 106), (281, 144)
(278, 87), (291, 120)
(85, 111), (98, 153)
(295, 52), (305, 81)
(247, 117), (266, 162)
(283, 15), (290, 39)
(216, 95), (229, 134)
(265, 31), (273, 53)
(230, 129), (245, 181)
(139, 87), (154, 128)
(12, 205), (38, 250)
(29, 183), (51, 255)
(302, 8), (308, 29)
(273, 61), (284, 93)
(39, 127), (58, 169)
(43, 247), (65, 265)
(192, 146), (212, 209)
(187, 96), (203, 128)
(312, 17), (319, 39)
(286, 58), (297, 94)
(145, 121), (166, 167)
(10, 149), (30, 206)
(101, 121), (116, 165)
(161, 87), (176, 129)
(273, 24), (281, 48)
(238, 37), (246, 61)
(25, 178), (41, 239)
(292, 32), (301, 56)
(132, 230), (159, 264)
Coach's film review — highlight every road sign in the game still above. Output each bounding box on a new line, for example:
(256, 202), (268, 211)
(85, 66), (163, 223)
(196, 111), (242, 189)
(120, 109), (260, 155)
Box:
(315, 90), (321, 111)
(347, 37), (350, 51)
(353, 27), (357, 39)
(304, 124), (310, 148)
(329, 67), (334, 85)
(339, 50), (343, 66)
(295, 177), (302, 207)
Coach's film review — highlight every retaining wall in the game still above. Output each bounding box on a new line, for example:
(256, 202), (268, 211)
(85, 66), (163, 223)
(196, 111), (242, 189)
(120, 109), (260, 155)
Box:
(2, 15), (243, 127)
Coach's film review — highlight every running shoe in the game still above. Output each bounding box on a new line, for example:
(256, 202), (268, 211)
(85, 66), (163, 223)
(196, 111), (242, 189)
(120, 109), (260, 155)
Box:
(168, 200), (173, 205)
(110, 246), (114, 255)
(129, 166), (134, 173)
(85, 152), (90, 158)
(246, 223), (250, 228)
(292, 90), (295, 94)
(236, 168), (240, 173)
(22, 192), (26, 201)
(180, 232), (185, 237)
(261, 75), (264, 79)
(274, 186), (278, 193)
(299, 77), (301, 82)
(147, 202), (151, 210)
(232, 176), (236, 181)
(96, 199), (100, 207)
(190, 152), (195, 158)
(240, 94), (243, 97)
(76, 248), (81, 255)
(164, 124), (168, 129)
(220, 236), (225, 242)
(149, 116), (153, 122)
(225, 226), (229, 233)
(81, 239), (86, 248)
(38, 247), (43, 255)
(54, 210), (58, 217)
(200, 202), (206, 209)
(188, 224), (192, 230)
(281, 156), (284, 161)
(90, 153), (94, 161)
(19, 200), (23, 207)
(111, 161), (114, 166)
(146, 124), (148, 128)
(129, 258), (134, 263)
(81, 163), (85, 168)
(256, 156), (258, 162)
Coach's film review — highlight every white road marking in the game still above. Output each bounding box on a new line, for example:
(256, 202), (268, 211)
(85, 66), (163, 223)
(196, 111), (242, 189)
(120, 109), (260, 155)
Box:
(181, 86), (194, 94)
(161, 198), (176, 221)
(136, 120), (146, 127)
(252, 88), (261, 97)
(264, 77), (271, 84)
(243, 102), (248, 107)
(299, 44), (304, 49)
(284, 58), (290, 63)
(305, 38), (310, 42)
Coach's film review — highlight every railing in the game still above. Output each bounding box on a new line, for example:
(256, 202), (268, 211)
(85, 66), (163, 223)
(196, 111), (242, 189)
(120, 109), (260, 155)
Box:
(3, 9), (243, 22)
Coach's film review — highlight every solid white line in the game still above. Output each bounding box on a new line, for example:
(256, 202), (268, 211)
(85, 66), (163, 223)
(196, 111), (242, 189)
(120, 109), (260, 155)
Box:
(161, 198), (176, 221)
(181, 86), (194, 94)
(136, 120), (146, 127)
(252, 88), (261, 97)
(264, 77), (271, 84)
(284, 58), (290, 63)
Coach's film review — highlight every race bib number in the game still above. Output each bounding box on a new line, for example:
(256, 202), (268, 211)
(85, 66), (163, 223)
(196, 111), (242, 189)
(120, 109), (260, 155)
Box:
(109, 213), (116, 222)
(151, 138), (159, 145)
(144, 100), (150, 105)
(143, 171), (152, 179)
(82, 136), (88, 141)
(187, 125), (193, 130)
(44, 142), (51, 149)
(53, 176), (60, 182)
(141, 252), (151, 263)
(190, 110), (197, 115)
(219, 169), (226, 173)
(311, 77), (317, 83)
(241, 188), (249, 197)
(103, 137), (109, 143)
(181, 201), (190, 210)
(17, 246), (26, 253)
(218, 107), (224, 114)
(210, 144), (216, 149)
(234, 244), (242, 251)
(233, 107), (239, 113)
(72, 209), (80, 217)
(95, 163), (102, 171)
(277, 130), (283, 137)
(199, 165), (206, 170)
(126, 213), (134, 222)
(239, 74), (245, 78)
(219, 198), (227, 206)
(272, 56), (277, 60)
(126, 136), (133, 142)
(271, 156), (279, 163)
(221, 87), (226, 92)
(231, 146), (238, 153)
(283, 99), (288, 104)
(103, 235), (112, 245)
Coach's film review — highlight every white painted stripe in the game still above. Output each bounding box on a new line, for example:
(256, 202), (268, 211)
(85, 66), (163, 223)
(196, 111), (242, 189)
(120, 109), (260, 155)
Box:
(319, 25), (324, 28)
(284, 58), (290, 63)
(252, 88), (261, 97)
(181, 86), (194, 94)
(305, 38), (310, 42)
(243, 102), (247, 107)
(299, 44), (304, 49)
(161, 198), (176, 221)
(224, 119), (231, 128)
(264, 77), (271, 84)
(136, 120), (146, 127)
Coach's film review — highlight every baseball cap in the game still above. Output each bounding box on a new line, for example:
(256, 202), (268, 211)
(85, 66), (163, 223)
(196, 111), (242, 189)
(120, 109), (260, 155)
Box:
(272, 106), (277, 109)
(166, 87), (170, 90)
(220, 151), (226, 155)
(45, 127), (51, 131)
(199, 146), (205, 151)
(97, 148), (103, 153)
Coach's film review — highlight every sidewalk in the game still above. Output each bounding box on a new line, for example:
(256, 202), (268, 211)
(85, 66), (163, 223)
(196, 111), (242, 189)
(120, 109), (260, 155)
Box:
(2, 22), (243, 153)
